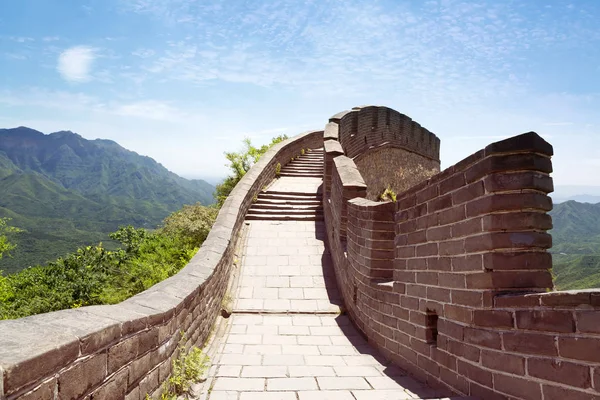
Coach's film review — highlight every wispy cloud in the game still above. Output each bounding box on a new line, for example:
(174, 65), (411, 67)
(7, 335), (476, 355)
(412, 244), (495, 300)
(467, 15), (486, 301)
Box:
(57, 46), (96, 82)
(42, 36), (60, 42)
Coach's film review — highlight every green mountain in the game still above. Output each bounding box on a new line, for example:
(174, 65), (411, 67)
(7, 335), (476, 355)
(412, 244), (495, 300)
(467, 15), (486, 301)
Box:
(0, 127), (214, 274)
(549, 200), (600, 290)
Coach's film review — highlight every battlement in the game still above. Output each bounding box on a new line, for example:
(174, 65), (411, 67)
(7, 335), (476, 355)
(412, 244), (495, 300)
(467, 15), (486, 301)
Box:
(323, 107), (600, 399)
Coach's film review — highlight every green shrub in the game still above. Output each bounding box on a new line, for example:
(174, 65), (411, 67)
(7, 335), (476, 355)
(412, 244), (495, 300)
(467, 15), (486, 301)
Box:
(275, 162), (281, 177)
(301, 148), (305, 156)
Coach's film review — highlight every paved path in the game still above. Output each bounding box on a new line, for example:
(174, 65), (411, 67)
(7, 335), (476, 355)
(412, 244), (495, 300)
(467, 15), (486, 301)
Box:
(202, 153), (463, 399)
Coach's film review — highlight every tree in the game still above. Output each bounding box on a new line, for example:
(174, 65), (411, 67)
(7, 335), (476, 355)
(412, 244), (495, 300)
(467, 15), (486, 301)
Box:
(0, 218), (22, 260)
(215, 135), (288, 207)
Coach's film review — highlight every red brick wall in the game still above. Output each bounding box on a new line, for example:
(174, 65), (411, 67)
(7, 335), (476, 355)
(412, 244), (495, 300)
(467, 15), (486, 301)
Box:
(0, 130), (324, 400)
(324, 109), (600, 400)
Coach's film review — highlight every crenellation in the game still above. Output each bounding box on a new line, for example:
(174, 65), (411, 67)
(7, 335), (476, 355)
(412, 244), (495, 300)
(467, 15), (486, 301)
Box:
(323, 106), (600, 400)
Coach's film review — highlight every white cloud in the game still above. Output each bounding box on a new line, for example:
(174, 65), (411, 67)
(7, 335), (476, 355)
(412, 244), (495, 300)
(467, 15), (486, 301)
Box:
(112, 100), (190, 122)
(42, 36), (60, 42)
(57, 46), (96, 82)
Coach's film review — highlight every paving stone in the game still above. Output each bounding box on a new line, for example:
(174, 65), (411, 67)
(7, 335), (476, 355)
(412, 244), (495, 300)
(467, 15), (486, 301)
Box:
(208, 391), (240, 400)
(219, 354), (262, 366)
(262, 354), (305, 366)
(216, 366), (242, 377)
(352, 390), (414, 400)
(212, 378), (264, 391)
(240, 393), (296, 400)
(241, 366), (287, 378)
(266, 377), (319, 391)
(333, 366), (382, 377)
(297, 391), (355, 400)
(317, 377), (371, 390)
(244, 345), (282, 355)
(288, 366), (336, 377)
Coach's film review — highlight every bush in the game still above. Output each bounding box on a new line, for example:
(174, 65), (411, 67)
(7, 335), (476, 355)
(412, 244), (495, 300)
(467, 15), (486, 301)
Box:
(275, 162), (281, 177)
(379, 185), (397, 202)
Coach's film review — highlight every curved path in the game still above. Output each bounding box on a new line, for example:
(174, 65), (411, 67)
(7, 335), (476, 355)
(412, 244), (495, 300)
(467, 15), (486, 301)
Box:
(201, 150), (468, 400)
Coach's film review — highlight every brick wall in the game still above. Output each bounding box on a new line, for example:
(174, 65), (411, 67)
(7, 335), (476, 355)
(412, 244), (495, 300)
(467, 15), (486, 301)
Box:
(323, 106), (600, 400)
(0, 130), (324, 400)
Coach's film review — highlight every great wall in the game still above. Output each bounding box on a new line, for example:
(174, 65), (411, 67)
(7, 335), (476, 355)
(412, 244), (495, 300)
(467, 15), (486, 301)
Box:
(1, 105), (599, 399)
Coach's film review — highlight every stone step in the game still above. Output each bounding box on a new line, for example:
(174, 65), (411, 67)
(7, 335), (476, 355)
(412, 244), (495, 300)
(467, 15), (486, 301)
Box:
(282, 165), (323, 170)
(247, 207), (323, 215)
(245, 213), (324, 221)
(280, 172), (323, 178)
(262, 190), (322, 197)
(250, 203), (322, 210)
(255, 198), (321, 205)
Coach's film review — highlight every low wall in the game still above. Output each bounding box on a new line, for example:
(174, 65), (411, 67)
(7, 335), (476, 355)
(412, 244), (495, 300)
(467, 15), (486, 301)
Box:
(324, 106), (600, 400)
(0, 131), (323, 400)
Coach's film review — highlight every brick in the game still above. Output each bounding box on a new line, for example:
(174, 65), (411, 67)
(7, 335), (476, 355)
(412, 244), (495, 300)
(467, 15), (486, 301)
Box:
(463, 327), (501, 349)
(473, 310), (514, 328)
(469, 382), (506, 400)
(408, 231), (427, 245)
(465, 153), (553, 184)
(540, 291), (591, 307)
(431, 347), (457, 370)
(466, 193), (552, 219)
(407, 283), (427, 298)
(457, 359), (492, 386)
(516, 310), (575, 333)
(428, 194), (453, 212)
(466, 271), (552, 290)
(481, 350), (525, 375)
(416, 185), (438, 204)
(129, 352), (153, 385)
(444, 304), (472, 324)
(416, 271), (438, 285)
(18, 377), (56, 400)
(451, 217), (482, 238)
(428, 257), (451, 271)
(440, 173), (466, 195)
(91, 369), (128, 400)
(493, 372), (542, 400)
(559, 337), (600, 363)
(542, 384), (597, 400)
(482, 212), (552, 232)
(451, 290), (484, 307)
(494, 293), (541, 308)
(484, 171), (553, 193)
(503, 332), (557, 356)
(426, 225), (451, 241)
(438, 205), (466, 226)
(594, 367), (600, 390)
(483, 251), (552, 271)
(416, 242), (438, 257)
(438, 273), (466, 288)
(58, 354), (107, 400)
(452, 181), (485, 206)
(578, 311), (600, 334)
(528, 358), (590, 388)
(438, 239), (465, 256)
(464, 232), (552, 253)
(446, 339), (480, 362)
(451, 254), (483, 272)
(427, 286), (450, 302)
(108, 334), (139, 374)
(485, 132), (553, 156)
(438, 318), (465, 341)
(439, 367), (469, 396)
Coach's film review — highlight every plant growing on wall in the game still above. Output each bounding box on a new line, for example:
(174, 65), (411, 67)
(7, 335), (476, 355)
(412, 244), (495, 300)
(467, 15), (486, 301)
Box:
(275, 162), (281, 177)
(379, 185), (397, 202)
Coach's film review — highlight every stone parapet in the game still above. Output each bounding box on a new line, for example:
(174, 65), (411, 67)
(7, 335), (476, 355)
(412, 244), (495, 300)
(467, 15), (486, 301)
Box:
(0, 130), (324, 400)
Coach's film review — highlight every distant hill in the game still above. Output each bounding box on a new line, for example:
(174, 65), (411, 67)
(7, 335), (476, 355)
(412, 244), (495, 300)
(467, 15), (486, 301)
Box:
(0, 127), (214, 273)
(549, 200), (600, 290)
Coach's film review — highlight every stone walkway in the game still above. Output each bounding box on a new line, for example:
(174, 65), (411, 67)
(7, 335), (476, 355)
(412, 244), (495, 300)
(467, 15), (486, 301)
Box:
(201, 169), (462, 399)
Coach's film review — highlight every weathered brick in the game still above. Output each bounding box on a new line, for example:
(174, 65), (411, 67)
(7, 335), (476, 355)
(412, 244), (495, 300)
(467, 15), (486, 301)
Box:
(428, 257), (451, 271)
(90, 369), (128, 400)
(466, 271), (552, 290)
(439, 173), (466, 195)
(438, 205), (466, 226)
(444, 304), (472, 324)
(18, 377), (56, 400)
(473, 310), (514, 328)
(108, 334), (139, 374)
(58, 354), (107, 400)
(493, 372), (543, 400)
(464, 231), (552, 253)
(483, 251), (552, 271)
(451, 181), (485, 206)
(438, 273), (466, 289)
(463, 327), (502, 349)
(451, 254), (483, 272)
(516, 310), (575, 333)
(542, 384), (597, 400)
(503, 332), (557, 356)
(482, 212), (552, 232)
(559, 337), (600, 363)
(481, 350), (525, 375)
(578, 311), (600, 334)
(426, 225), (452, 241)
(428, 193), (453, 212)
(457, 359), (492, 386)
(484, 171), (553, 193)
(528, 358), (591, 388)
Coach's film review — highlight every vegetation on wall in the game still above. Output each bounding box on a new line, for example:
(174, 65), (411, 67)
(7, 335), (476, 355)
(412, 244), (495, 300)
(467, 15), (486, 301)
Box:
(214, 135), (287, 207)
(0, 203), (217, 320)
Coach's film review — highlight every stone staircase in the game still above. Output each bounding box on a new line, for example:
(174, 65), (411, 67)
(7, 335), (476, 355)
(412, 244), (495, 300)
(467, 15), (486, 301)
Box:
(279, 148), (324, 178)
(246, 148), (324, 221)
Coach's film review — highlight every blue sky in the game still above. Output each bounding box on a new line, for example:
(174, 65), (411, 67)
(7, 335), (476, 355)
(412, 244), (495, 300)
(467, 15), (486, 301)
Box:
(1, 0), (599, 186)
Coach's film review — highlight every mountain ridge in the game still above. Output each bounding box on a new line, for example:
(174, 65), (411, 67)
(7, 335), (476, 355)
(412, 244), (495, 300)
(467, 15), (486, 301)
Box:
(0, 127), (215, 273)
